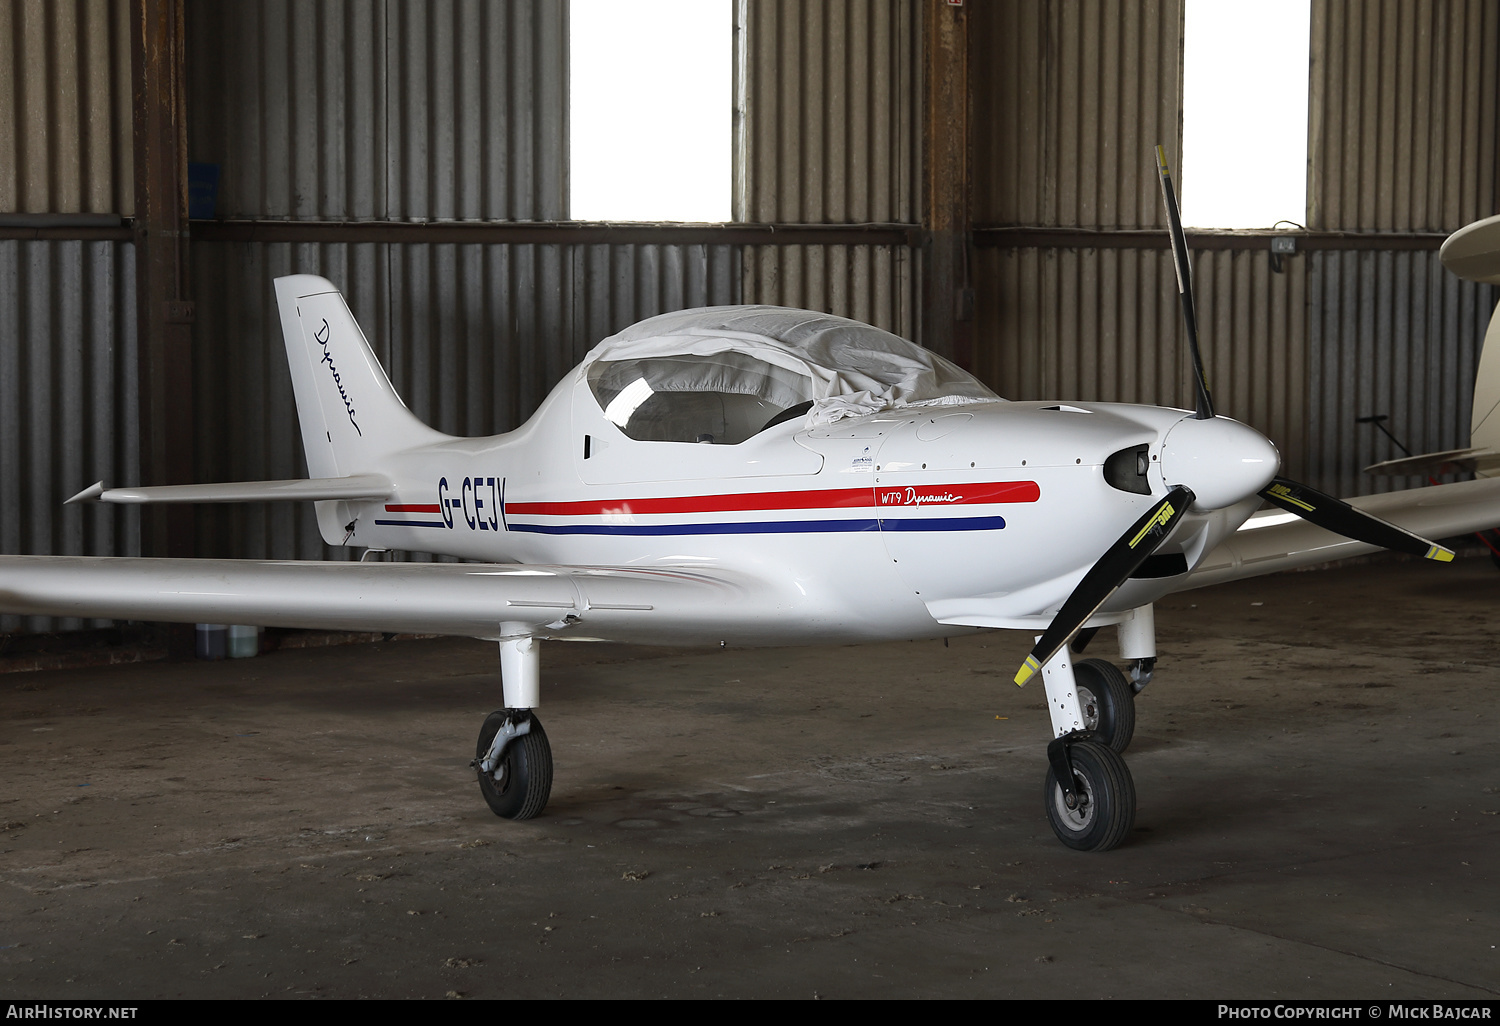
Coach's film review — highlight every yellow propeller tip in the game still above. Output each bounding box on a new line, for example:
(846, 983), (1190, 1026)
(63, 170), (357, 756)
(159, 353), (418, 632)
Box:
(1428, 546), (1455, 562)
(1013, 657), (1040, 687)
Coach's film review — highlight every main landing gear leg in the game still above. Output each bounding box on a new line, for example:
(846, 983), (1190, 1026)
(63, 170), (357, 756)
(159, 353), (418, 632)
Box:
(1036, 642), (1135, 852)
(472, 626), (553, 820)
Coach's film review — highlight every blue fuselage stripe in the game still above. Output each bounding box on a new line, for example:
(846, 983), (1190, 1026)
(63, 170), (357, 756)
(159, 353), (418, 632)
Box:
(506, 516), (1005, 536)
(373, 519), (449, 528)
(878, 516), (1008, 532)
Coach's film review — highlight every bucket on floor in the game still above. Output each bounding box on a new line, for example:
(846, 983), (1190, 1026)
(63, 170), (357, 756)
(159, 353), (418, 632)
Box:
(227, 625), (261, 659)
(195, 624), (227, 660)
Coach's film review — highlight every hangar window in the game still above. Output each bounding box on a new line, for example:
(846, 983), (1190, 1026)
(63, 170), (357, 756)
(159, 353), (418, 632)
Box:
(570, 0), (733, 222)
(1180, 0), (1311, 228)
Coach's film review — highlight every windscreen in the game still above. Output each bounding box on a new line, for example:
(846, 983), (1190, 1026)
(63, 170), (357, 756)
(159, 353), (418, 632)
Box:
(582, 306), (1001, 439)
(587, 352), (818, 444)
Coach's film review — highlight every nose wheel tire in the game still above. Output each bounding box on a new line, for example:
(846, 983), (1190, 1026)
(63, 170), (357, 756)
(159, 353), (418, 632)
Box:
(1043, 739), (1135, 851)
(1073, 657), (1136, 753)
(476, 711), (553, 820)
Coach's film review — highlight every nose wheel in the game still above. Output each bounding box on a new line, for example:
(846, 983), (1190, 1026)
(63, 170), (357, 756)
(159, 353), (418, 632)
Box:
(475, 710), (553, 820)
(1043, 737), (1135, 851)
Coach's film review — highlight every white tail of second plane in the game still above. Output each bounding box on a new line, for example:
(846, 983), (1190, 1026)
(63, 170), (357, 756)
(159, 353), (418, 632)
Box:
(1442, 216), (1500, 475)
(1470, 299), (1500, 467)
(274, 274), (449, 480)
(1367, 216), (1500, 479)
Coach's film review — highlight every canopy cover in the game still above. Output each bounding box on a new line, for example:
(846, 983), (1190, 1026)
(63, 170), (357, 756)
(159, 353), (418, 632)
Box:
(582, 305), (1000, 427)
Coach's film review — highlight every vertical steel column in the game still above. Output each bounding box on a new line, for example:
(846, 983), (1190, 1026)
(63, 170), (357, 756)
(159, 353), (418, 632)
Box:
(130, 0), (193, 560)
(922, 0), (971, 366)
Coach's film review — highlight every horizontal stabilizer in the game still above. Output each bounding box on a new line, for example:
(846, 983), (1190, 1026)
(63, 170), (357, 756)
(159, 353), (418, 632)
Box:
(64, 474), (393, 505)
(1363, 448), (1500, 478)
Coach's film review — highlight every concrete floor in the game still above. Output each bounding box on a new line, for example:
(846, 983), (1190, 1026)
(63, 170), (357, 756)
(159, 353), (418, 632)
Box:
(1, 557), (1498, 999)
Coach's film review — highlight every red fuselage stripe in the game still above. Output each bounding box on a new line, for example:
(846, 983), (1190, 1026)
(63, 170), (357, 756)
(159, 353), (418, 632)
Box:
(386, 503), (442, 513)
(506, 481), (1039, 517)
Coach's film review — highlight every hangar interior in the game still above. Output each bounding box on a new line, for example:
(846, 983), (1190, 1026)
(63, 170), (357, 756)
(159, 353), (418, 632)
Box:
(2, 0), (1500, 1001)
(3, 0), (1497, 635)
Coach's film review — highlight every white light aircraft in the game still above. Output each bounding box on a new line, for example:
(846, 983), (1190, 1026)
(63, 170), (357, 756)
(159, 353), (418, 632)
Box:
(4, 154), (1499, 851)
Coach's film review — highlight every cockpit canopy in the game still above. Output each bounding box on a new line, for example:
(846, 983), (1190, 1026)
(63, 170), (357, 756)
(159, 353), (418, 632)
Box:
(583, 306), (999, 444)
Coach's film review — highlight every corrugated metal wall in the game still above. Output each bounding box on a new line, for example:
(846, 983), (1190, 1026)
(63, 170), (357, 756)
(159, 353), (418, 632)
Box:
(971, 0), (1499, 498)
(0, 240), (138, 632)
(187, 0), (567, 221)
(186, 0), (733, 562)
(971, 0), (1182, 230)
(1308, 251), (1496, 499)
(969, 0), (1199, 414)
(1308, 0), (1499, 232)
(0, 0), (137, 632)
(736, 0), (919, 336)
(0, 0), (134, 216)
(967, 0), (1311, 478)
(737, 0), (918, 223)
(1304, 0), (1500, 497)
(741, 242), (917, 339)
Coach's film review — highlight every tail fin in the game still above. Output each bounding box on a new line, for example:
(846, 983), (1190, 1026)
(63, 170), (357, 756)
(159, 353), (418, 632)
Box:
(1471, 305), (1500, 465)
(274, 275), (448, 478)
(1440, 217), (1500, 474)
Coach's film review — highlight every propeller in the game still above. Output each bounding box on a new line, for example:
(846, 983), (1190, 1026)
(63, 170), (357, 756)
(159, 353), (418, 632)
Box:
(1011, 148), (1455, 688)
(1155, 145), (1215, 421)
(1258, 477), (1454, 562)
(1013, 487), (1194, 686)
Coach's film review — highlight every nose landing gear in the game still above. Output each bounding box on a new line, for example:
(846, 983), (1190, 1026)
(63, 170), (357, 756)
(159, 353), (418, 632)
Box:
(1043, 736), (1136, 852)
(1034, 642), (1138, 851)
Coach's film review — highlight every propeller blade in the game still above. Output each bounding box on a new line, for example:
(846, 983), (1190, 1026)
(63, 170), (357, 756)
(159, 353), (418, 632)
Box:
(1014, 486), (1195, 686)
(1154, 145), (1215, 420)
(1260, 477), (1456, 562)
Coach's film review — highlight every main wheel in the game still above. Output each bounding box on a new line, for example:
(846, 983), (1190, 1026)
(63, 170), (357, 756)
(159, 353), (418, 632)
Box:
(476, 711), (553, 820)
(1042, 740), (1136, 852)
(1073, 657), (1135, 753)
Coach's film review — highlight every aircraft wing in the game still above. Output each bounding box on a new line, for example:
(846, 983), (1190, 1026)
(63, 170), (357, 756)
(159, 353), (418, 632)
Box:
(0, 557), (754, 644)
(1363, 448), (1500, 478)
(1179, 476), (1500, 591)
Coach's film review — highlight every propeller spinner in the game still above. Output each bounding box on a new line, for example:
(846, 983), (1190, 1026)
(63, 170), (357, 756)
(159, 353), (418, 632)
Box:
(1012, 148), (1455, 687)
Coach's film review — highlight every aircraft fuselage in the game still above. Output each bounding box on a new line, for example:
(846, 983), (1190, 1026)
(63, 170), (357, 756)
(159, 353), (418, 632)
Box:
(329, 367), (1271, 645)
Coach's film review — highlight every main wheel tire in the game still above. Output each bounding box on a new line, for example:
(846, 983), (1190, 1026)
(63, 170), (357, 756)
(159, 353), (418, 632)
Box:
(476, 711), (553, 820)
(1073, 657), (1136, 753)
(1042, 739), (1136, 852)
